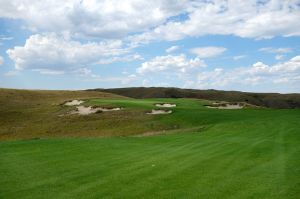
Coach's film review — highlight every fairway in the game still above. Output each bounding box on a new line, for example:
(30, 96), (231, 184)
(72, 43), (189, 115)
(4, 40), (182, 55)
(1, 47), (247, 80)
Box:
(1, 95), (300, 198)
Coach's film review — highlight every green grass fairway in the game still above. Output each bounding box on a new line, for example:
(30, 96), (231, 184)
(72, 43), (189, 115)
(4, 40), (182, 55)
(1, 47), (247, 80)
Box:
(0, 90), (300, 198)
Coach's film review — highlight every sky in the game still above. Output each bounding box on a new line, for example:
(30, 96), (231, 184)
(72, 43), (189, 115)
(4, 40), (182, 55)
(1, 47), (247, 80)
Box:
(0, 0), (300, 93)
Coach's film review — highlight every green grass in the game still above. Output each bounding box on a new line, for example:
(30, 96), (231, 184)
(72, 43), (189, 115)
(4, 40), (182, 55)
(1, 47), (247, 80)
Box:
(0, 91), (300, 198)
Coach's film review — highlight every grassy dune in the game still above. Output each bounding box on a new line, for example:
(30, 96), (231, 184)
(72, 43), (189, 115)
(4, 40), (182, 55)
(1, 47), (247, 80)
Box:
(0, 88), (127, 140)
(0, 89), (299, 198)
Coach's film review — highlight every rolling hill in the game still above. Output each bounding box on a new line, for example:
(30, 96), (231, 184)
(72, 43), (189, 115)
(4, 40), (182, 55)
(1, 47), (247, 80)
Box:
(91, 87), (300, 108)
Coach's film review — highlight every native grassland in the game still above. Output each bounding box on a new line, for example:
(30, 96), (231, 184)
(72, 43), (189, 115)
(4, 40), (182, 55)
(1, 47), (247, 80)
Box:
(0, 89), (299, 198)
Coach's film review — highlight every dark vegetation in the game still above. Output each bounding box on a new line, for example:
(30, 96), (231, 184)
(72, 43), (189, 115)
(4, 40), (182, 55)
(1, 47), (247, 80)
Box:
(91, 87), (300, 108)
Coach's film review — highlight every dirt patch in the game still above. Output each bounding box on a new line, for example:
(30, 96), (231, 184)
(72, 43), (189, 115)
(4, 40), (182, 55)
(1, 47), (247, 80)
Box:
(155, 103), (176, 108)
(147, 109), (172, 115)
(64, 100), (84, 106)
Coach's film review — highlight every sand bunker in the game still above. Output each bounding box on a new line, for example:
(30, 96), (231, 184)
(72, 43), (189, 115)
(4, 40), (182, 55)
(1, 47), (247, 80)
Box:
(98, 107), (122, 112)
(147, 109), (172, 115)
(73, 106), (97, 115)
(65, 100), (84, 106)
(155, 103), (176, 108)
(71, 106), (122, 115)
(206, 103), (244, 109)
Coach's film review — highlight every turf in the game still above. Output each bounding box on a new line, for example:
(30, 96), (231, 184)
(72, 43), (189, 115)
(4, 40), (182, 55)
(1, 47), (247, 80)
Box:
(0, 92), (300, 198)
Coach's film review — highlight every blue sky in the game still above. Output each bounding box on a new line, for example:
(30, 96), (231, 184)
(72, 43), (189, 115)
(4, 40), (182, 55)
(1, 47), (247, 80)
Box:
(0, 0), (300, 93)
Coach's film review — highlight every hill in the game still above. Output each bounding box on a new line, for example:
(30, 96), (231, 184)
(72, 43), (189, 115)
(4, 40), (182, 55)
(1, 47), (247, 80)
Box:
(91, 87), (300, 108)
(0, 88), (127, 140)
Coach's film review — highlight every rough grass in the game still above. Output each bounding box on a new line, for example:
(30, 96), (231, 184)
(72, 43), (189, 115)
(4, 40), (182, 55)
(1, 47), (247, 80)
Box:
(0, 89), (300, 198)
(0, 88), (128, 140)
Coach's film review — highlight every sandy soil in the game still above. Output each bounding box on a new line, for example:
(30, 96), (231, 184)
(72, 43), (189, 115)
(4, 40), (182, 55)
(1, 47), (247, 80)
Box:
(65, 100), (84, 106)
(147, 109), (172, 115)
(155, 103), (176, 108)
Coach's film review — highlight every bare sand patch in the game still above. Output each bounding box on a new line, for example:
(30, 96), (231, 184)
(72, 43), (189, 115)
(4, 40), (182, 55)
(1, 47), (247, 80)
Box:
(73, 106), (97, 115)
(147, 109), (172, 115)
(65, 100), (84, 106)
(98, 107), (122, 112)
(155, 103), (176, 108)
(71, 106), (122, 115)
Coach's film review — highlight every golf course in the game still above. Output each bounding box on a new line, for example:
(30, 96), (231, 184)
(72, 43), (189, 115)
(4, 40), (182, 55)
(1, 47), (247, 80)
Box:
(1, 0), (300, 198)
(0, 88), (299, 198)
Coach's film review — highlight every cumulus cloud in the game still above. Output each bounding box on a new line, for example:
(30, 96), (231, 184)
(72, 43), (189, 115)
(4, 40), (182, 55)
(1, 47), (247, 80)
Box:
(129, 0), (300, 45)
(166, 45), (179, 53)
(190, 47), (227, 58)
(136, 54), (300, 91)
(0, 0), (191, 39)
(2, 0), (300, 92)
(6, 33), (135, 72)
(137, 54), (205, 74)
(0, 56), (3, 65)
(194, 55), (300, 90)
(1, 1), (299, 41)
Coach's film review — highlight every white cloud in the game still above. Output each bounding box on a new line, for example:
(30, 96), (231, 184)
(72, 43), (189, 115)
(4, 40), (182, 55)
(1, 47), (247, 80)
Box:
(133, 54), (300, 92)
(259, 47), (292, 54)
(1, 1), (299, 41)
(190, 47), (227, 58)
(96, 53), (143, 65)
(193, 55), (300, 89)
(0, 0), (191, 39)
(0, 36), (13, 41)
(166, 45), (179, 53)
(259, 47), (292, 61)
(0, 56), (3, 65)
(233, 55), (246, 60)
(137, 54), (205, 74)
(275, 55), (284, 60)
(6, 33), (132, 72)
(129, 0), (300, 45)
